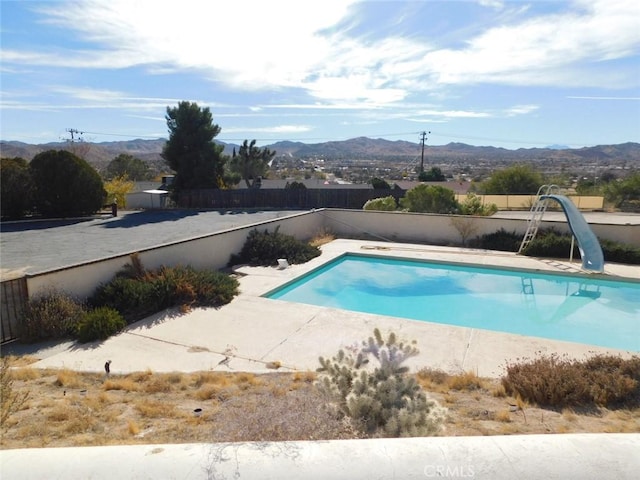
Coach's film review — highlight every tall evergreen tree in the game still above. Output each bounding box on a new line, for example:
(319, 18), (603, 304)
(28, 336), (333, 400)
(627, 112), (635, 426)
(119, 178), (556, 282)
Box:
(162, 102), (227, 198)
(229, 139), (276, 188)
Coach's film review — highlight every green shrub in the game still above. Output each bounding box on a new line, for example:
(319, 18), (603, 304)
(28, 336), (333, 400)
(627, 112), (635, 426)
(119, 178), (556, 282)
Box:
(228, 227), (321, 267)
(20, 290), (86, 342)
(471, 228), (640, 265)
(75, 307), (126, 343)
(89, 276), (159, 322)
(469, 228), (521, 252)
(317, 328), (446, 437)
(523, 229), (579, 258)
(502, 353), (640, 408)
(90, 257), (240, 324)
(600, 239), (640, 264)
(459, 193), (498, 216)
(363, 196), (397, 211)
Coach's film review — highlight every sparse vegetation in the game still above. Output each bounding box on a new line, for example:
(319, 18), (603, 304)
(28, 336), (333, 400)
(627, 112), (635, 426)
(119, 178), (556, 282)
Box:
(309, 227), (335, 247)
(1, 360), (639, 448)
(363, 195), (397, 211)
(75, 307), (126, 343)
(317, 329), (446, 437)
(90, 254), (239, 323)
(470, 228), (640, 264)
(228, 227), (321, 267)
(502, 353), (640, 408)
(20, 289), (87, 342)
(1, 357), (29, 430)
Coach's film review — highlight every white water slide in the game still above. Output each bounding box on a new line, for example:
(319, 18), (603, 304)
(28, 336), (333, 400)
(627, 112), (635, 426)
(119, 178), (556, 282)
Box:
(540, 194), (605, 273)
(519, 186), (605, 273)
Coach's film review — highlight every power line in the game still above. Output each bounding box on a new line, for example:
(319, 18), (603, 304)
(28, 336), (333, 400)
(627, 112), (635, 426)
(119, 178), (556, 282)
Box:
(65, 128), (84, 143)
(56, 127), (583, 148)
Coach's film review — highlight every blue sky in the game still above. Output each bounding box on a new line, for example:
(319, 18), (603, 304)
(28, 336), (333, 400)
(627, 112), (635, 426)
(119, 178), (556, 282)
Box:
(1, 0), (639, 149)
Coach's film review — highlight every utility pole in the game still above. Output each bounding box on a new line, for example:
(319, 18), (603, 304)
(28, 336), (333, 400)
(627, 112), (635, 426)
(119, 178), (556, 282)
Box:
(66, 128), (83, 143)
(419, 131), (430, 173)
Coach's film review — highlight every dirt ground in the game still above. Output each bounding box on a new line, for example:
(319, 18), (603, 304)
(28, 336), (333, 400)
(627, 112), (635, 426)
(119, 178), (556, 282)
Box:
(2, 358), (639, 450)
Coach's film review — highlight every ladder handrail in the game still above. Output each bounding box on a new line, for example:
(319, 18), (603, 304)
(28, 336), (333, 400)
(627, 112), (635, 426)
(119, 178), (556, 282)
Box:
(518, 185), (560, 254)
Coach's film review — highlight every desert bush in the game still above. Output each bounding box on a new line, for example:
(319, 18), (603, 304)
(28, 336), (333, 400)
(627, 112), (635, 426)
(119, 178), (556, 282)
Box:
(459, 193), (498, 216)
(469, 228), (521, 252)
(1, 357), (29, 430)
(523, 229), (578, 258)
(20, 290), (86, 341)
(89, 277), (158, 322)
(599, 239), (640, 264)
(228, 227), (321, 267)
(90, 256), (239, 323)
(75, 307), (126, 343)
(502, 353), (640, 408)
(471, 228), (640, 264)
(363, 196), (397, 211)
(317, 328), (446, 437)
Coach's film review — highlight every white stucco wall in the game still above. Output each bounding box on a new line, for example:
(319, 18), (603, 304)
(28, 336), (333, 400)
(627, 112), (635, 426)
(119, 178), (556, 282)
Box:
(24, 209), (638, 301)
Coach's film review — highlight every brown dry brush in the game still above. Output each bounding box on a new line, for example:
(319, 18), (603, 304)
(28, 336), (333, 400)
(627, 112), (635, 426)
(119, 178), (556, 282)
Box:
(502, 353), (640, 409)
(1, 357), (30, 430)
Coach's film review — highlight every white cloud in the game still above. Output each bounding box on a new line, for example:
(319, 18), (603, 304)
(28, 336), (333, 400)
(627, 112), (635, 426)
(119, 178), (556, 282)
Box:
(422, 0), (640, 87)
(6, 0), (640, 107)
(568, 96), (640, 101)
(505, 104), (539, 116)
(477, 0), (504, 9)
(223, 125), (312, 134)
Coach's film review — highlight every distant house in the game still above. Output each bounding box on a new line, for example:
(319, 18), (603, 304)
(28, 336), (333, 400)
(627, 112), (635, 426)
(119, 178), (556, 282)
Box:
(125, 176), (173, 209)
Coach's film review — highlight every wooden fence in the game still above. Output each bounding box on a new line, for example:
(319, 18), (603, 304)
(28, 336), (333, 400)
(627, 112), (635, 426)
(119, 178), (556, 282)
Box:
(178, 188), (604, 211)
(178, 188), (405, 210)
(1, 277), (28, 343)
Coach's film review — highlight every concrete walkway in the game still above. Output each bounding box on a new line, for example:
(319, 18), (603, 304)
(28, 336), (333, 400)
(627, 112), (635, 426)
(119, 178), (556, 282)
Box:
(2, 434), (639, 479)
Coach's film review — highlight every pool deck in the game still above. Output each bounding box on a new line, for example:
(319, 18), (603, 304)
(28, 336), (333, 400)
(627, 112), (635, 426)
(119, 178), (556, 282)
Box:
(3, 239), (639, 480)
(24, 239), (639, 377)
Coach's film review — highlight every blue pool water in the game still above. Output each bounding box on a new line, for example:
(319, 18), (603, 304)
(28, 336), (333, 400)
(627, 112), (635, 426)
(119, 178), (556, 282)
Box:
(266, 254), (640, 351)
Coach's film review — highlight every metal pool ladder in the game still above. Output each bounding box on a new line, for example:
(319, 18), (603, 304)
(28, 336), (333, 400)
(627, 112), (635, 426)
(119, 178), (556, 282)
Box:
(518, 184), (560, 254)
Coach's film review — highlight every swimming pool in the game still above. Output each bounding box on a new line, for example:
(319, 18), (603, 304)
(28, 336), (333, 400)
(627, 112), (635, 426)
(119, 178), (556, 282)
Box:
(266, 254), (640, 352)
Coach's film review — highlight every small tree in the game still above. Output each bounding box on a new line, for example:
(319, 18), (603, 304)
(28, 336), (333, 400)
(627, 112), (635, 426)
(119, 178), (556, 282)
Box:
(285, 181), (307, 190)
(459, 193), (497, 216)
(30, 150), (105, 217)
(105, 154), (152, 181)
(418, 167), (445, 182)
(480, 165), (543, 194)
(1, 357), (29, 430)
(229, 140), (276, 188)
(370, 177), (391, 189)
(1, 157), (33, 219)
(400, 184), (460, 213)
(603, 172), (640, 209)
(450, 216), (479, 246)
(317, 328), (446, 437)
(104, 174), (135, 207)
(363, 196), (397, 211)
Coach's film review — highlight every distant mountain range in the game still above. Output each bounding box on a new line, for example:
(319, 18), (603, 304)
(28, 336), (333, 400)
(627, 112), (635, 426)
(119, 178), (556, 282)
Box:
(2, 137), (639, 170)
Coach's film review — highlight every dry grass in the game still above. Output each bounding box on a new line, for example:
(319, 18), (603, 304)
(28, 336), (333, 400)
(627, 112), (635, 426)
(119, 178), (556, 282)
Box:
(2, 360), (639, 449)
(309, 228), (336, 248)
